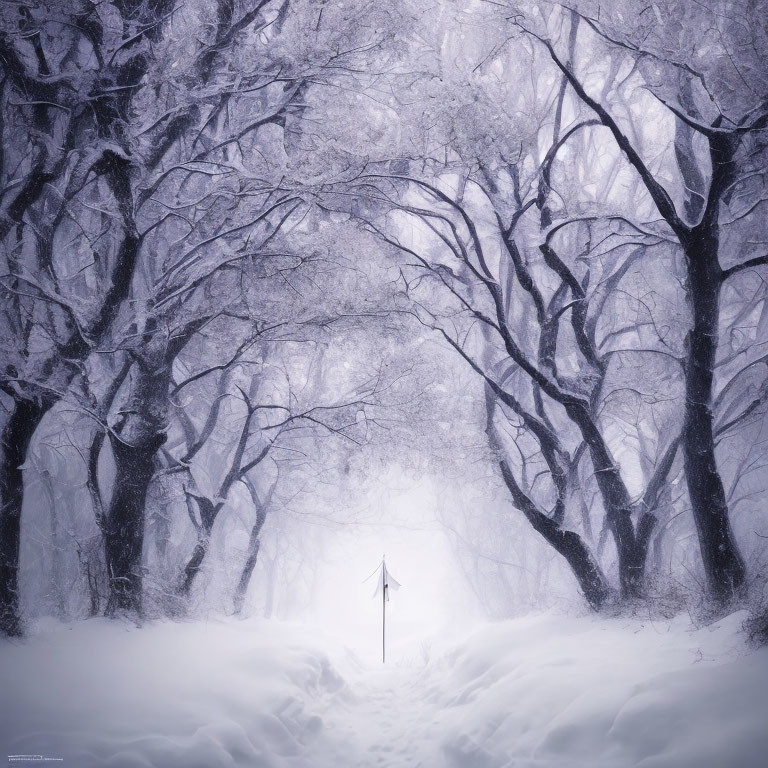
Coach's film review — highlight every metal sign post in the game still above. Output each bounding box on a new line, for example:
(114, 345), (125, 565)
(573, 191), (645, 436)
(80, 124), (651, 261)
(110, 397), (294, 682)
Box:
(365, 556), (401, 663)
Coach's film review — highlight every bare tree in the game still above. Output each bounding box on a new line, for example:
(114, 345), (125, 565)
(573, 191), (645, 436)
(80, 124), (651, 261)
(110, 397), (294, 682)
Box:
(340, 151), (680, 606)
(514, 1), (768, 600)
(0, 0), (178, 636)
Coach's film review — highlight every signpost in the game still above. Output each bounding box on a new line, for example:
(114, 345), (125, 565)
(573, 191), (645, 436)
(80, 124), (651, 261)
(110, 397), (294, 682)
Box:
(365, 556), (401, 663)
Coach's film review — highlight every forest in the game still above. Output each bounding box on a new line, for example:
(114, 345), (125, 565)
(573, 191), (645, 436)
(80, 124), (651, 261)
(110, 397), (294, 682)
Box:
(1, 1), (767, 767)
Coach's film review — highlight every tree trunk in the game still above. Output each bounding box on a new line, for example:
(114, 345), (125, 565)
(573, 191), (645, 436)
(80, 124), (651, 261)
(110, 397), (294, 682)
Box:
(0, 397), (50, 635)
(178, 539), (211, 597)
(681, 227), (746, 601)
(233, 506), (268, 614)
(104, 357), (171, 616)
(104, 430), (165, 616)
(484, 386), (610, 609)
(498, 459), (609, 610)
(178, 494), (219, 597)
(564, 402), (653, 599)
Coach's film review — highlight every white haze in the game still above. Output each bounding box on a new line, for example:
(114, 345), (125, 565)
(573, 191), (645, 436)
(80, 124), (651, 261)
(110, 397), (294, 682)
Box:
(1, 0), (767, 766)
(307, 476), (481, 663)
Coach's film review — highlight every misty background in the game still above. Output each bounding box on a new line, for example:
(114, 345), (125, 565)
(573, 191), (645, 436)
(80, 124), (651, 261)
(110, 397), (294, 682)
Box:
(1, 1), (768, 765)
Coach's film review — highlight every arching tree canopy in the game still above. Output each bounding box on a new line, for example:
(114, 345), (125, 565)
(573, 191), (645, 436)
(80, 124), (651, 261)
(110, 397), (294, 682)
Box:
(0, 0), (766, 636)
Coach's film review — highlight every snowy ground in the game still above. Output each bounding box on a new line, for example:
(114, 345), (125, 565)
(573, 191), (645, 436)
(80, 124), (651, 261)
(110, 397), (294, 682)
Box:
(1, 611), (767, 768)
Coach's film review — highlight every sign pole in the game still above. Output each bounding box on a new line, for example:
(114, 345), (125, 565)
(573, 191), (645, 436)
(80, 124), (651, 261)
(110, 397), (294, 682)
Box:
(382, 561), (386, 664)
(364, 555), (400, 665)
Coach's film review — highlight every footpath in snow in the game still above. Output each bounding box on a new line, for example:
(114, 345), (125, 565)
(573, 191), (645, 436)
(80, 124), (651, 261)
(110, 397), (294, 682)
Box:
(1, 611), (767, 768)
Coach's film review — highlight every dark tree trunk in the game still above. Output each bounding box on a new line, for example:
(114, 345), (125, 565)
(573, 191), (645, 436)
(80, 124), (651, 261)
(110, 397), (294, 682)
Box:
(484, 385), (611, 608)
(233, 505), (268, 614)
(564, 402), (653, 599)
(104, 318), (211, 611)
(178, 495), (218, 597)
(103, 356), (172, 616)
(498, 460), (609, 610)
(681, 226), (746, 601)
(179, 541), (208, 597)
(0, 397), (50, 635)
(104, 430), (165, 615)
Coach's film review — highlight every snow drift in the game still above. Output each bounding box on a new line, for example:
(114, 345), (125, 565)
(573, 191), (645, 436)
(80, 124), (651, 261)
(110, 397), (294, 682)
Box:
(1, 611), (766, 767)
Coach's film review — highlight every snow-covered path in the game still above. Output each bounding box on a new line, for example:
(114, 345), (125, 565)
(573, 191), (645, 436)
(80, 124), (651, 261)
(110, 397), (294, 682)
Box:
(1, 612), (768, 768)
(318, 668), (429, 767)
(309, 611), (768, 768)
